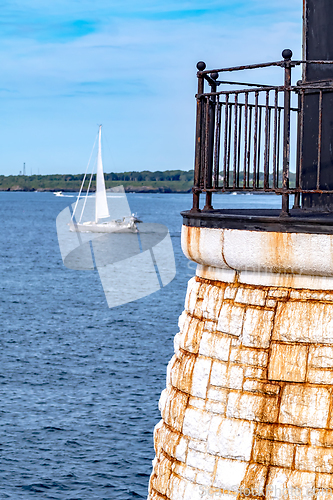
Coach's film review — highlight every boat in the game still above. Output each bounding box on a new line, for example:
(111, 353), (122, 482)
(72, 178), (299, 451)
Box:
(68, 125), (140, 233)
(54, 191), (64, 196)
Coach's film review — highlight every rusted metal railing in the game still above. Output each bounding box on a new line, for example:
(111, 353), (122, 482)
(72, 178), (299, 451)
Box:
(191, 49), (333, 216)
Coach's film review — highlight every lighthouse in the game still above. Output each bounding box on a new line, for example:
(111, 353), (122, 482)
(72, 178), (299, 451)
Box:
(148, 1), (333, 498)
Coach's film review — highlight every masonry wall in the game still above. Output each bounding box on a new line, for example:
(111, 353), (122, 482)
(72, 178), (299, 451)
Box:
(148, 276), (333, 500)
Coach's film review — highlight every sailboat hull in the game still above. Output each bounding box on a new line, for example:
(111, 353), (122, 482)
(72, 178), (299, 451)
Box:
(68, 220), (138, 233)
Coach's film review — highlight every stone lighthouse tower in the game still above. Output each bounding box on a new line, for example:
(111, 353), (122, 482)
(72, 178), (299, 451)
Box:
(148, 1), (333, 498)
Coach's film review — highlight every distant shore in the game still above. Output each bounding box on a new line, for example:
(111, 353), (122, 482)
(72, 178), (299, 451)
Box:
(0, 170), (194, 193)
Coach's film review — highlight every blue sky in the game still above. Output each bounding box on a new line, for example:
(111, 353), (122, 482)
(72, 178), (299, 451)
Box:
(0, 0), (302, 175)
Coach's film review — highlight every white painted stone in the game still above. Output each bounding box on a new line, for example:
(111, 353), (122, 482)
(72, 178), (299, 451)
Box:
(307, 368), (333, 385)
(244, 366), (267, 379)
(210, 361), (243, 390)
(207, 416), (255, 461)
(181, 226), (230, 270)
(199, 330), (231, 361)
(166, 355), (176, 385)
(182, 407), (212, 440)
(224, 286), (238, 300)
(241, 308), (274, 348)
(213, 458), (248, 490)
(175, 436), (188, 462)
(279, 385), (331, 428)
(195, 470), (214, 487)
(217, 303), (245, 336)
(158, 388), (168, 413)
(173, 462), (196, 482)
(196, 264), (236, 283)
(191, 356), (212, 398)
(265, 467), (290, 500)
(188, 438), (207, 453)
(187, 449), (216, 473)
(173, 333), (181, 357)
(178, 311), (187, 331)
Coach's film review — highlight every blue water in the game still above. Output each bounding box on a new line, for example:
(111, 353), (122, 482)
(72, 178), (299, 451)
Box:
(0, 192), (282, 499)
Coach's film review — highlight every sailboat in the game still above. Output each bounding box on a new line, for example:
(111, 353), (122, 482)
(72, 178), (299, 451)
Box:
(68, 125), (139, 233)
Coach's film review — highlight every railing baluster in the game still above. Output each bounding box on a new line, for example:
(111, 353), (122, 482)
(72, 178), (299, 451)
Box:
(213, 99), (221, 189)
(233, 95), (238, 188)
(257, 105), (262, 187)
(237, 103), (242, 187)
(253, 92), (259, 189)
(227, 102), (233, 188)
(277, 107), (281, 187)
(264, 91), (270, 189)
(273, 90), (278, 189)
(223, 95), (229, 190)
(248, 105), (253, 188)
(243, 93), (248, 188)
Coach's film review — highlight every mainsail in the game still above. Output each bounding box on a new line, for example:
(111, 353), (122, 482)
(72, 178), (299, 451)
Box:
(95, 125), (110, 222)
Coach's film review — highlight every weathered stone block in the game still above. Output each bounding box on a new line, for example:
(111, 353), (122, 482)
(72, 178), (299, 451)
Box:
(240, 464), (268, 496)
(199, 330), (231, 361)
(268, 343), (308, 382)
(188, 396), (206, 410)
(279, 385), (331, 428)
(244, 366), (267, 379)
(202, 285), (224, 321)
(180, 317), (204, 354)
(224, 286), (238, 300)
(271, 441), (295, 468)
(256, 423), (309, 445)
(295, 445), (333, 473)
(161, 387), (189, 432)
(243, 379), (280, 395)
(184, 277), (201, 315)
(182, 407), (212, 440)
(235, 287), (267, 306)
(190, 356), (212, 398)
(210, 361), (243, 390)
(207, 416), (255, 461)
(217, 303), (245, 337)
(273, 301), (333, 344)
(175, 436), (188, 462)
(213, 458), (248, 490)
(241, 308), (274, 348)
(205, 399), (227, 414)
(226, 392), (279, 423)
(186, 449), (216, 473)
(195, 469), (214, 487)
(207, 386), (228, 404)
(170, 351), (196, 394)
(267, 288), (289, 298)
(188, 438), (207, 453)
(230, 346), (268, 367)
(150, 454), (173, 496)
(307, 368), (333, 385)
(308, 345), (333, 368)
(166, 473), (187, 500)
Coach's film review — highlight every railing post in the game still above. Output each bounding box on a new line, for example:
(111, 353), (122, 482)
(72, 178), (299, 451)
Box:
(203, 72), (218, 211)
(281, 49), (292, 217)
(191, 61), (206, 212)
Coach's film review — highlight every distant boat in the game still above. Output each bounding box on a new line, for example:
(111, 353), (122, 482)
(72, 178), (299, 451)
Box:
(68, 125), (140, 233)
(54, 191), (64, 197)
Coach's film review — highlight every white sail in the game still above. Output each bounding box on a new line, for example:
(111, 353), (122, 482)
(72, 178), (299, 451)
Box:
(95, 125), (110, 222)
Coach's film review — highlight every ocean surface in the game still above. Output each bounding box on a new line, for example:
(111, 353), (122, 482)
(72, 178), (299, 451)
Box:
(0, 192), (283, 500)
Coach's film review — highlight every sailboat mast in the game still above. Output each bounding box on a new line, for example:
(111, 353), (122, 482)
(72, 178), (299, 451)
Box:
(95, 125), (110, 222)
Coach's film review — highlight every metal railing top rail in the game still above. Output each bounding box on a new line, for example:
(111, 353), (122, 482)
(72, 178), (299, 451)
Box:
(191, 49), (333, 217)
(198, 59), (333, 77)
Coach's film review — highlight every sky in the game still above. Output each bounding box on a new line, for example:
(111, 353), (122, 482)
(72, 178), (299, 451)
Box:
(0, 0), (302, 175)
